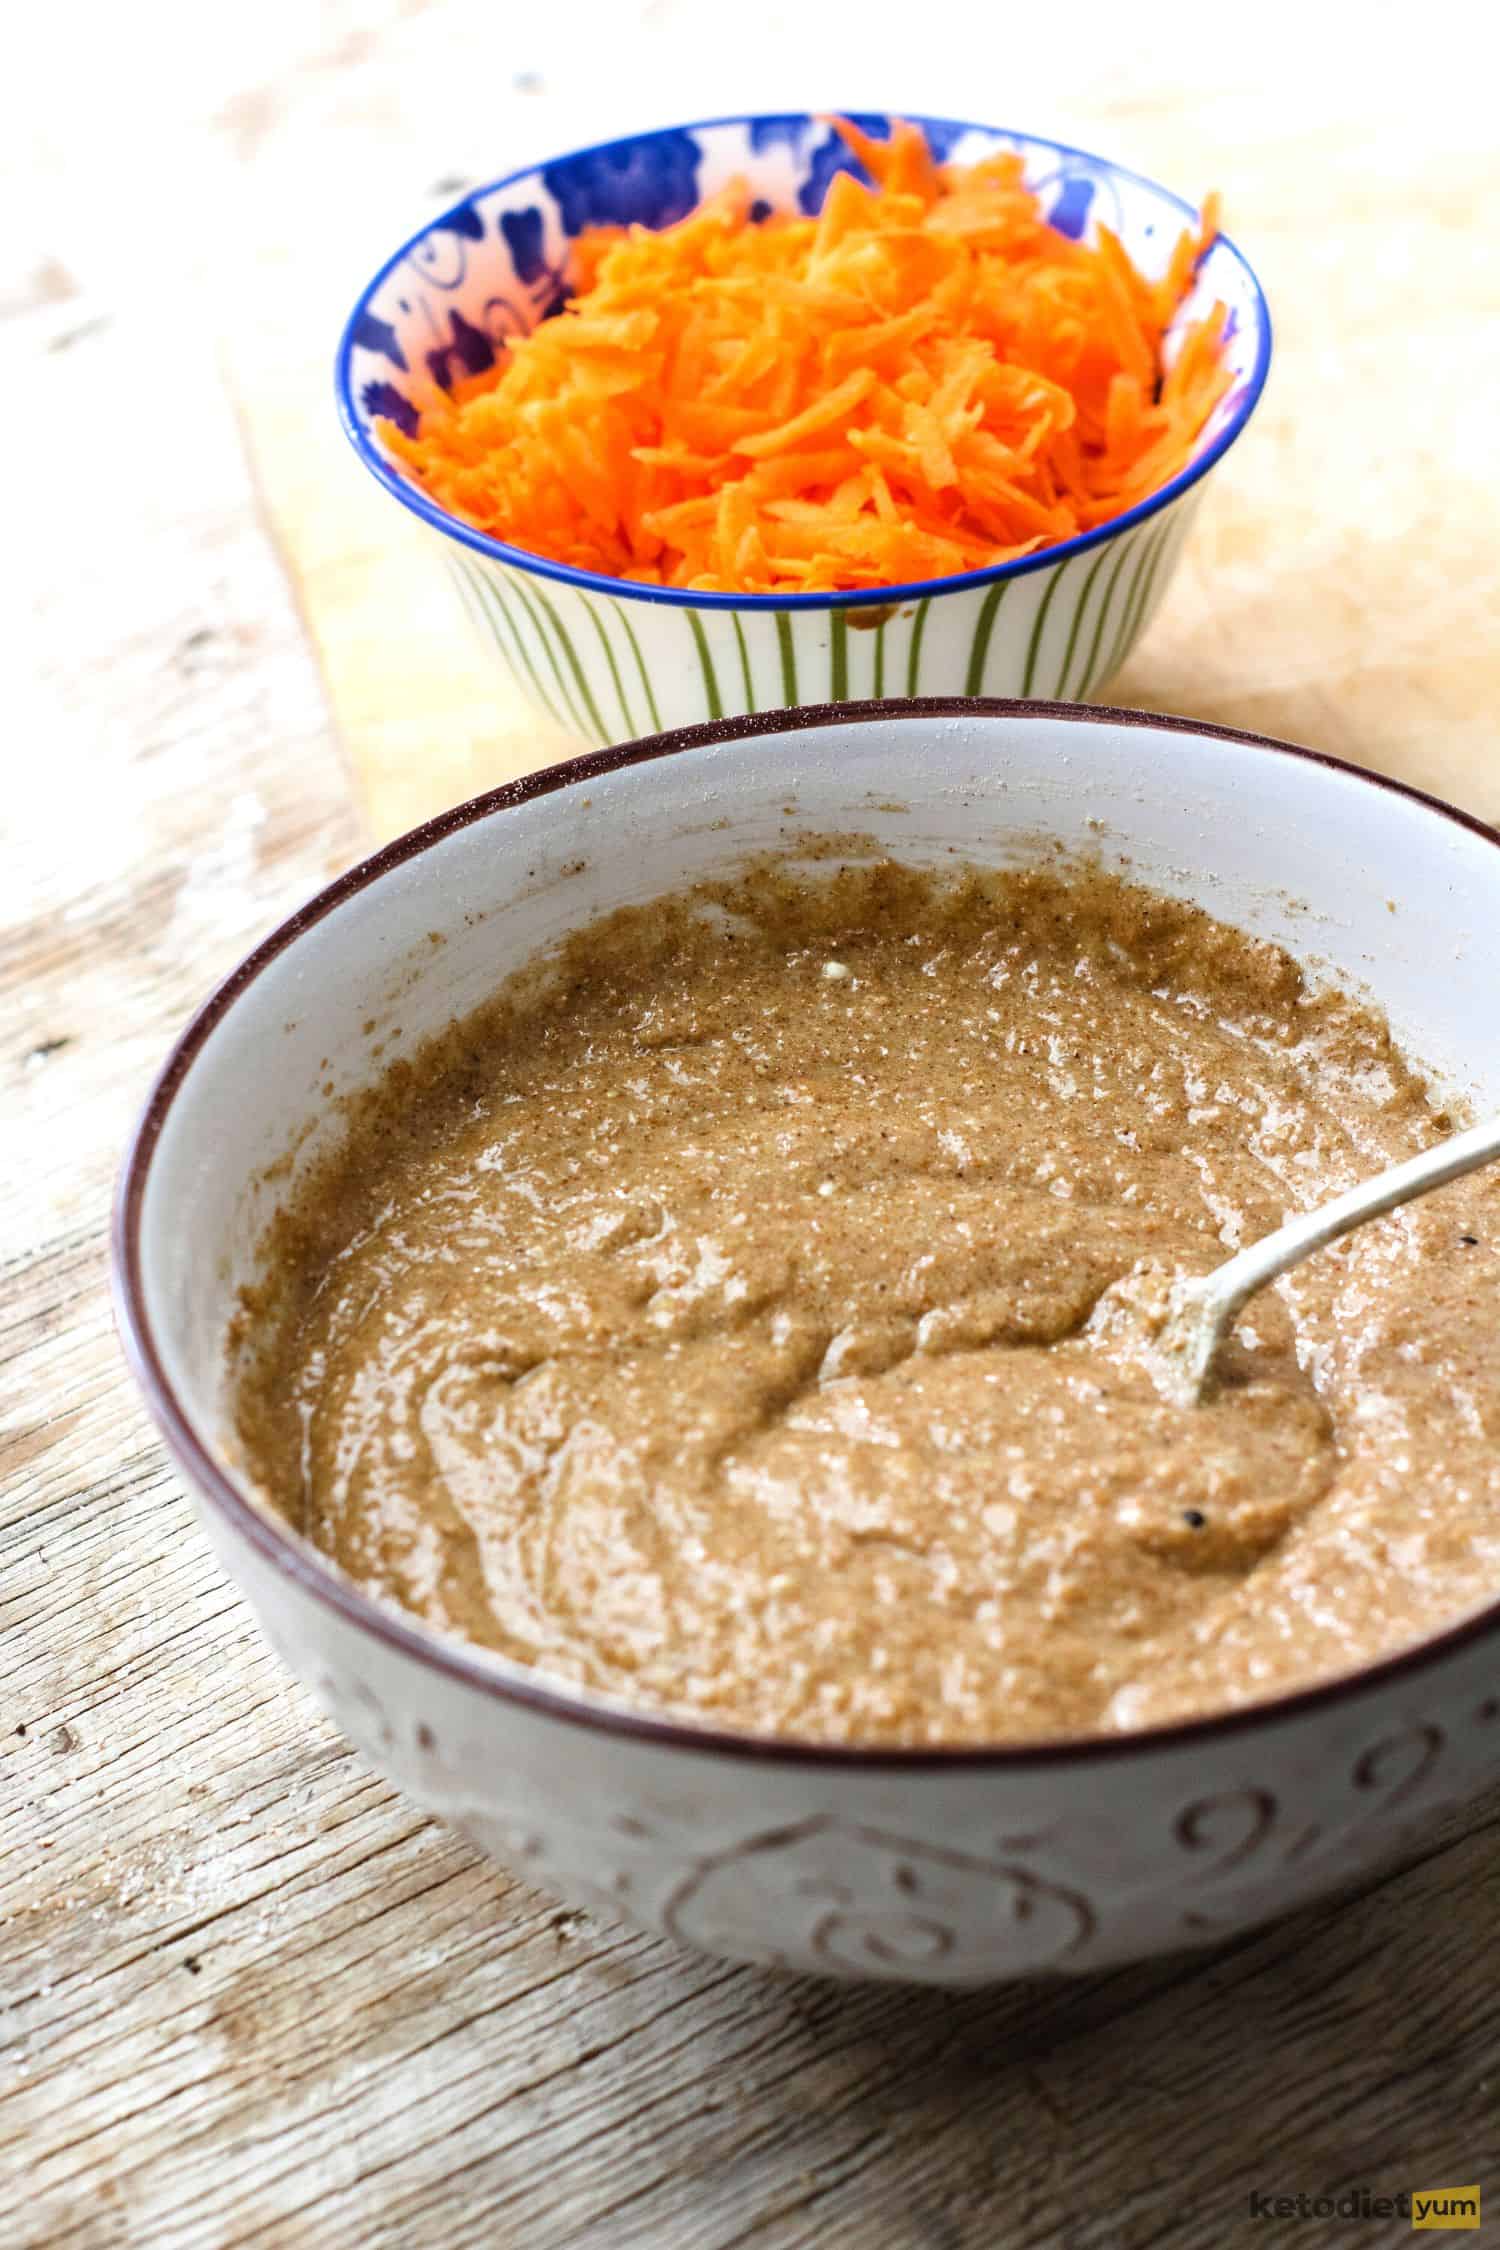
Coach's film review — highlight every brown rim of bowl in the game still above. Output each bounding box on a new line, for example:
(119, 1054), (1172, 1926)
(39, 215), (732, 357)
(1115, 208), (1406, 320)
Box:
(112, 697), (1500, 1771)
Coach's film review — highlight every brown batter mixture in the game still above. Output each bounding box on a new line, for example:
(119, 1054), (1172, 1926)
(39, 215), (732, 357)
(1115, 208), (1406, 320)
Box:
(234, 852), (1500, 1744)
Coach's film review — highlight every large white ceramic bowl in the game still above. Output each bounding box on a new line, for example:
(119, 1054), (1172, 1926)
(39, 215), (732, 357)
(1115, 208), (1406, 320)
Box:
(337, 114), (1270, 747)
(115, 703), (1500, 1984)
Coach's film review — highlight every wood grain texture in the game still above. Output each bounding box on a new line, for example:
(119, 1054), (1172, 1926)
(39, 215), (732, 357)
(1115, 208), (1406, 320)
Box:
(5, 5), (1500, 2244)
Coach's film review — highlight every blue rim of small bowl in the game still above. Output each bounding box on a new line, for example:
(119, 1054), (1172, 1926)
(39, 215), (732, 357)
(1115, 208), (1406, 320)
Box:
(335, 110), (1273, 614)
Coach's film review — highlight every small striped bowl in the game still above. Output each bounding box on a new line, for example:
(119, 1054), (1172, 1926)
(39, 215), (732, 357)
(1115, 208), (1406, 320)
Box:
(338, 114), (1270, 747)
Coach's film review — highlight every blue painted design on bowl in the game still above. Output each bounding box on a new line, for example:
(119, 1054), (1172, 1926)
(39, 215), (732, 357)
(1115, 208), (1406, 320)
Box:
(499, 206), (549, 286)
(407, 233), (471, 292)
(787, 115), (969, 216)
(360, 379), (418, 437)
(793, 114), (892, 212)
(747, 115), (809, 154)
(435, 200), (485, 242)
(1027, 157), (1125, 240)
(797, 127), (861, 214)
(427, 309), (498, 393)
(904, 116), (966, 161)
(543, 129), (701, 235)
(350, 309), (407, 373)
(1046, 176), (1096, 242)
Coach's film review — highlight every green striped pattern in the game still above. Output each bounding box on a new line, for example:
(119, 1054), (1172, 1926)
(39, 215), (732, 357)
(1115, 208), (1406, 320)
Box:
(611, 597), (661, 734)
(448, 501), (1192, 746)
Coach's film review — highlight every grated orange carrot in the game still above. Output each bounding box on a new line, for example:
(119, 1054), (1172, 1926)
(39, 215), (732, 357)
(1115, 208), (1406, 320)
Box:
(383, 119), (1230, 593)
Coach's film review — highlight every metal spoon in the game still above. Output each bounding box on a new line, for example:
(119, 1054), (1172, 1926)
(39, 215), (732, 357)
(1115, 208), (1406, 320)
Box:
(1131, 1111), (1500, 1406)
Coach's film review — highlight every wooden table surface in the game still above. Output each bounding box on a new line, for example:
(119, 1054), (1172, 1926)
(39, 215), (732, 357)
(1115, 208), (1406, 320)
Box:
(6, 6), (1499, 2244)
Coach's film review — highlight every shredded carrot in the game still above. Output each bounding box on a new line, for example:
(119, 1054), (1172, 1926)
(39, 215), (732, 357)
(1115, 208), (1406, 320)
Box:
(384, 120), (1229, 593)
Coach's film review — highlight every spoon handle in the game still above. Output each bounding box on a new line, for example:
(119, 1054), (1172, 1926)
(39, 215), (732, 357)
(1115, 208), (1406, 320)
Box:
(1205, 1109), (1500, 1337)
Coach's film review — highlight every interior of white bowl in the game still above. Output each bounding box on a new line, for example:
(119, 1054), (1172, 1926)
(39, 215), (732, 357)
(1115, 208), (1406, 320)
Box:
(130, 704), (1500, 1503)
(337, 112), (1270, 589)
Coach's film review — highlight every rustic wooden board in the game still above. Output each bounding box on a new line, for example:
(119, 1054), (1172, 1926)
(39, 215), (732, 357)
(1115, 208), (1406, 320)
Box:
(7, 6), (1500, 2246)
